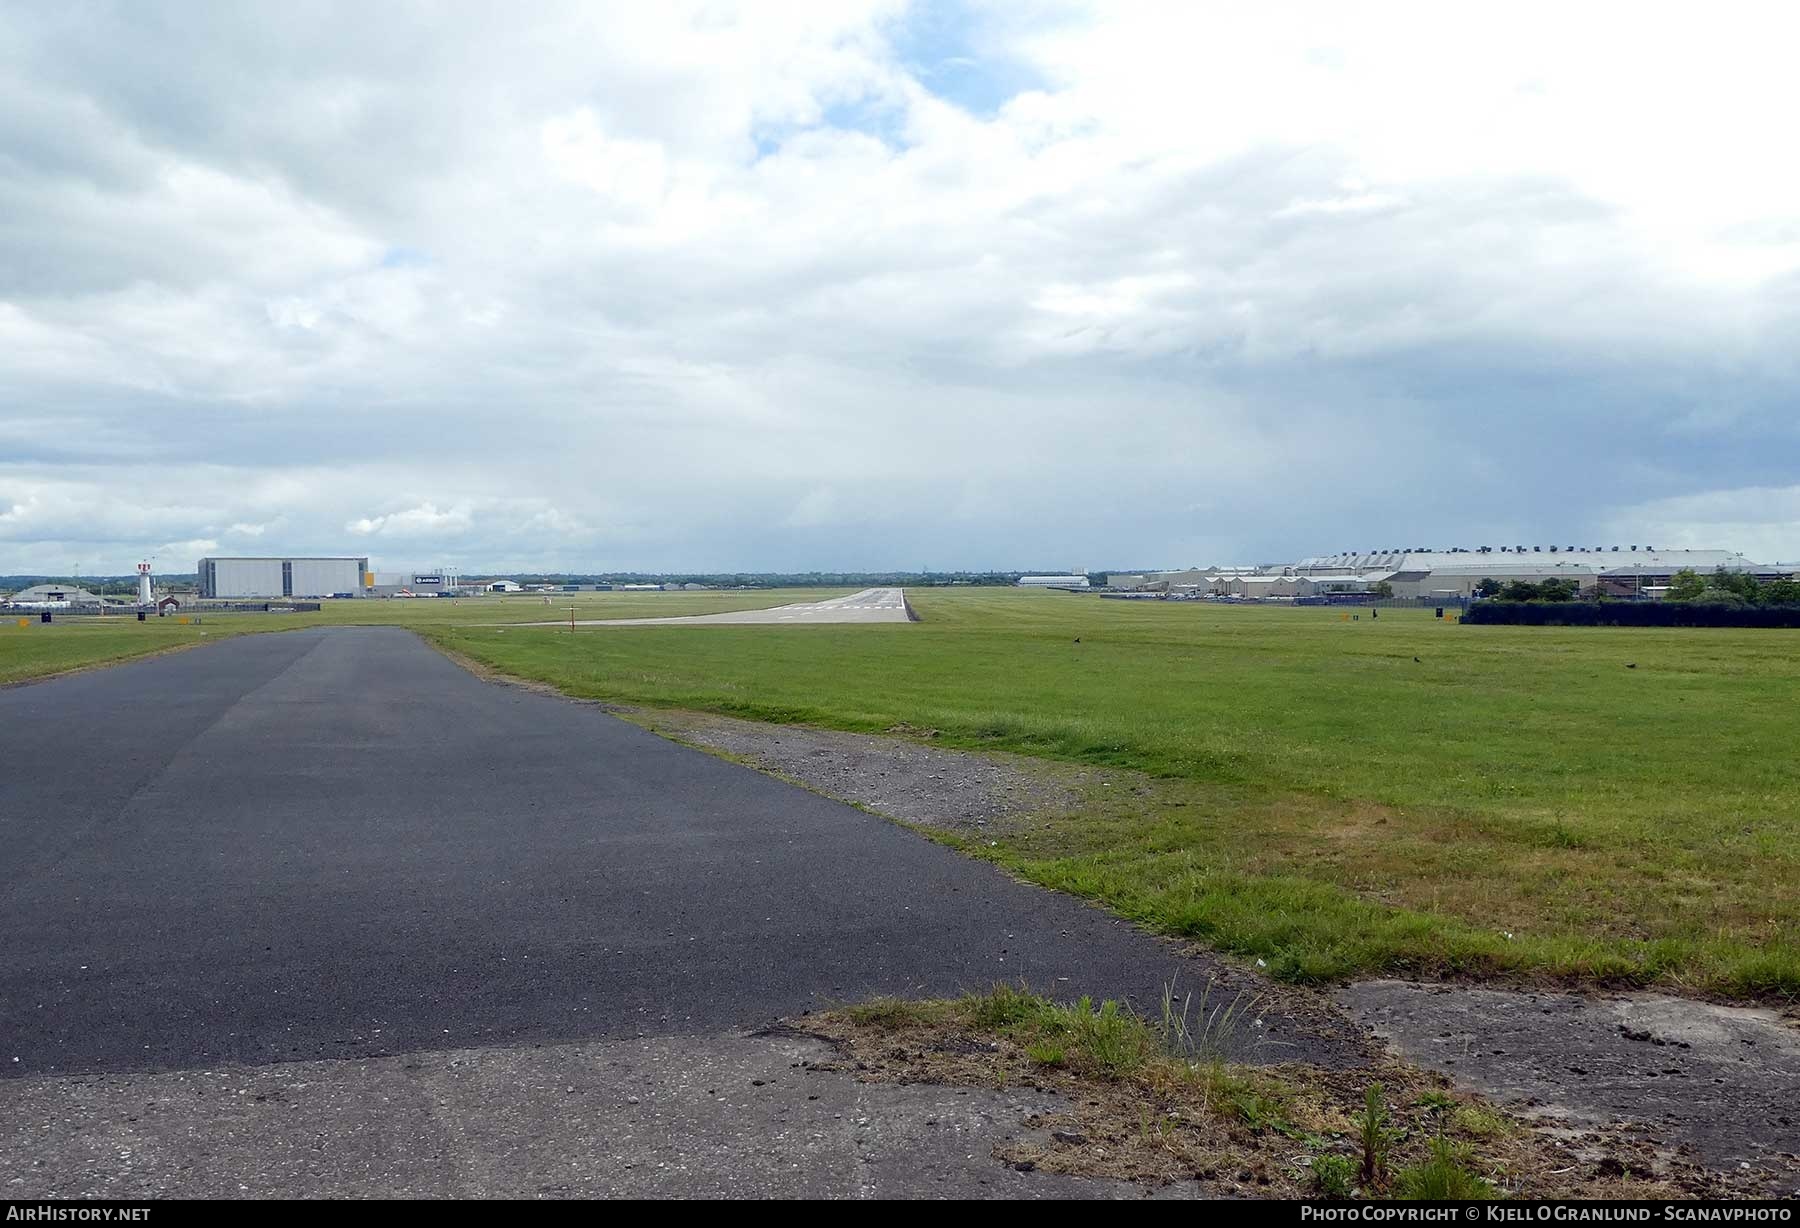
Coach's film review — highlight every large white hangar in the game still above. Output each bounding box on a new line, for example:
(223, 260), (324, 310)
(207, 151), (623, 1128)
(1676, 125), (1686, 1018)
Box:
(198, 556), (370, 599)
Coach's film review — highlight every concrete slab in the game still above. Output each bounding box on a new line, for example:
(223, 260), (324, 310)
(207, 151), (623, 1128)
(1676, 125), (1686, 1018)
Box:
(0, 1029), (1204, 1199)
(1339, 980), (1800, 1192)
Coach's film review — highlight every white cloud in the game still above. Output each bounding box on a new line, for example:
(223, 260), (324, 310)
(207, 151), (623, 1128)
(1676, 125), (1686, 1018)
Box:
(1605, 486), (1800, 565)
(347, 503), (474, 539)
(542, 110), (673, 216)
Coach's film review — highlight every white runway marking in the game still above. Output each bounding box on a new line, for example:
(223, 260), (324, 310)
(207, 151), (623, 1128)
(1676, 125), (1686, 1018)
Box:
(538, 588), (913, 628)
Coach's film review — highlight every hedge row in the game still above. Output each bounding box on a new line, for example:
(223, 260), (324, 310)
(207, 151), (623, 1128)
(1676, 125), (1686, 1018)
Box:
(1463, 601), (1800, 628)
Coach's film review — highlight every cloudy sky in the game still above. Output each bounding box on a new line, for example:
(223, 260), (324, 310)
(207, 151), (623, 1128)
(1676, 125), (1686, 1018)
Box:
(3, 1), (1798, 575)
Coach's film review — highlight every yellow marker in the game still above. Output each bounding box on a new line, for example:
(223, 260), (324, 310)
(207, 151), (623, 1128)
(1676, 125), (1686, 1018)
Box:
(16, 618), (26, 629)
(178, 616), (190, 625)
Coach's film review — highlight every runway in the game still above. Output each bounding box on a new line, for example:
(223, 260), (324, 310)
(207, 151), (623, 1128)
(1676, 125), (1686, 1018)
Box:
(547, 586), (912, 627)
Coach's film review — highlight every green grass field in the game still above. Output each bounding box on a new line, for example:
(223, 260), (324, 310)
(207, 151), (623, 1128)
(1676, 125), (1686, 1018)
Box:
(422, 590), (1800, 999)
(6, 587), (1796, 998)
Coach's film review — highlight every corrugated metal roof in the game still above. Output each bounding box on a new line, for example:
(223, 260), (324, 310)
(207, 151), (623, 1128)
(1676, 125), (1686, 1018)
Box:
(1297, 548), (1761, 574)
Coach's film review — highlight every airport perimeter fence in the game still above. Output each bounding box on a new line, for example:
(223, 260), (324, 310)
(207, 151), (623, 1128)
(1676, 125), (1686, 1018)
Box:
(5, 601), (321, 619)
(1463, 601), (1800, 628)
(1295, 595), (1473, 610)
(1098, 593), (1472, 610)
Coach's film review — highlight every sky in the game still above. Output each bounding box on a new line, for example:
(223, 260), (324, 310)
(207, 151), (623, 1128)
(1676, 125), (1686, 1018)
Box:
(3, 0), (1799, 576)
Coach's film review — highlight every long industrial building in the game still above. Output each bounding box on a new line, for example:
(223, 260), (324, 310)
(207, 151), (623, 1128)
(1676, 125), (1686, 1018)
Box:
(1293, 547), (1774, 599)
(198, 556), (370, 599)
(1109, 546), (1783, 600)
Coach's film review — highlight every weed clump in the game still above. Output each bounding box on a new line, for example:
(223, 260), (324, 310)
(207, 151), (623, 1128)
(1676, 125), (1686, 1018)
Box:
(1309, 1152), (1357, 1199)
(1396, 1136), (1499, 1200)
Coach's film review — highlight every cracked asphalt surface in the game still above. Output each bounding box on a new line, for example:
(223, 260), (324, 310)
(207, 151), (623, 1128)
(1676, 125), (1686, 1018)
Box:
(0, 627), (1362, 1195)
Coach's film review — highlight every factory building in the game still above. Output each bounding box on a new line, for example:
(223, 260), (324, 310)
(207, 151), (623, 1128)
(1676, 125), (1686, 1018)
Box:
(1296, 574), (1384, 596)
(1225, 575), (1302, 598)
(1106, 546), (1785, 602)
(1296, 548), (1776, 600)
(1107, 566), (1267, 593)
(198, 556), (370, 599)
(368, 569), (462, 597)
(1017, 574), (1091, 589)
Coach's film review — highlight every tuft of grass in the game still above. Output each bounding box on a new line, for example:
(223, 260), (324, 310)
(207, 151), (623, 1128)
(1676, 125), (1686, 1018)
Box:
(1227, 1087), (1289, 1132)
(843, 996), (951, 1028)
(1309, 1152), (1357, 1199)
(1452, 1103), (1516, 1139)
(1543, 821), (1587, 849)
(1066, 996), (1153, 1078)
(948, 986), (1158, 1081)
(961, 981), (1043, 1030)
(1159, 974), (1263, 1064)
(1395, 1136), (1500, 1200)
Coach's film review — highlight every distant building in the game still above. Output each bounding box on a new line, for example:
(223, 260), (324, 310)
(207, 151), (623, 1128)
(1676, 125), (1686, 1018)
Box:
(198, 557), (369, 599)
(4, 583), (106, 607)
(1108, 567), (1258, 592)
(485, 579), (524, 593)
(369, 570), (459, 597)
(1295, 574), (1386, 596)
(1293, 547), (1778, 600)
(1225, 575), (1302, 598)
(1017, 575), (1091, 589)
(1101, 545), (1784, 602)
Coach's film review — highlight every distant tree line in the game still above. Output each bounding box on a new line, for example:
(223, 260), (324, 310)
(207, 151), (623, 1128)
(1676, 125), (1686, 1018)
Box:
(1665, 567), (1800, 606)
(1469, 567), (1800, 606)
(1472, 577), (1581, 602)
